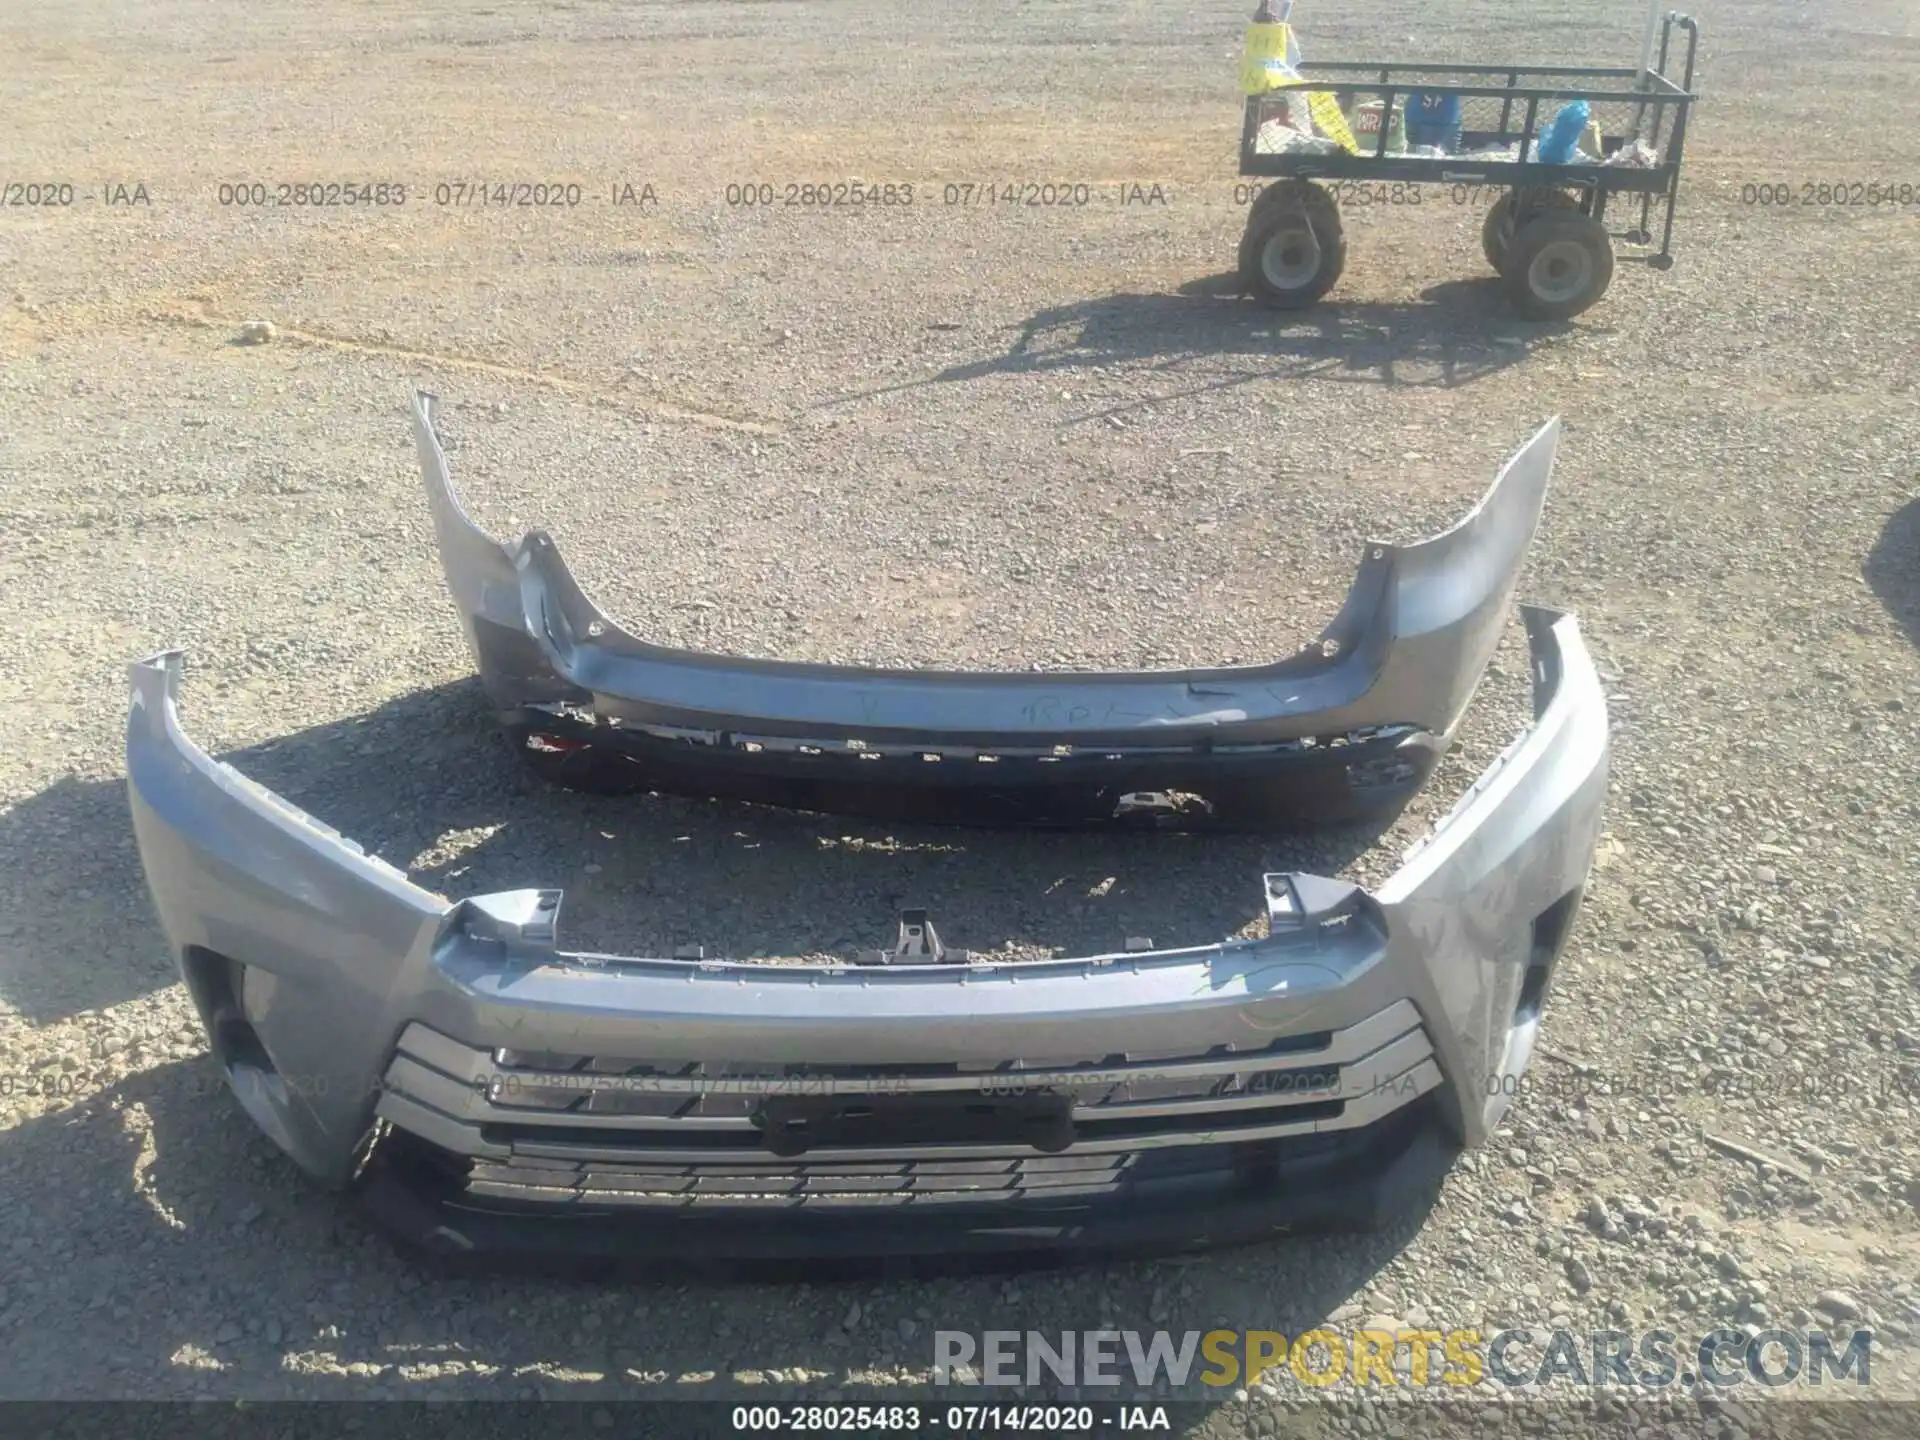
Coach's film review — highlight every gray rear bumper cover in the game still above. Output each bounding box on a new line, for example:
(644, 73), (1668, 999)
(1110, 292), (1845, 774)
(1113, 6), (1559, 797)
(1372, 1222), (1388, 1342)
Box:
(125, 606), (1609, 1204)
(414, 392), (1562, 826)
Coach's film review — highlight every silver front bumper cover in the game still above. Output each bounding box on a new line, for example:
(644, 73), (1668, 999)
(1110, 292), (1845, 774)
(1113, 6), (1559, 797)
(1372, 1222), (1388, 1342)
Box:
(126, 607), (1608, 1192)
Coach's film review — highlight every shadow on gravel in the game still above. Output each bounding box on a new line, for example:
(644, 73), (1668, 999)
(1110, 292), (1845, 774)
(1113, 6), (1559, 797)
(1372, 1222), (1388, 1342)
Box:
(830, 278), (1577, 411)
(1866, 497), (1920, 651)
(0, 677), (1388, 1020)
(0, 769), (174, 1024)
(0, 1049), (1440, 1399)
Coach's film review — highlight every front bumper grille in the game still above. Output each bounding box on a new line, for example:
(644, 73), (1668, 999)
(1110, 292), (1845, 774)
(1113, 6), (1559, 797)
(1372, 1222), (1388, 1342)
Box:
(400, 1124), (1416, 1209)
(362, 1091), (1453, 1268)
(374, 999), (1441, 1184)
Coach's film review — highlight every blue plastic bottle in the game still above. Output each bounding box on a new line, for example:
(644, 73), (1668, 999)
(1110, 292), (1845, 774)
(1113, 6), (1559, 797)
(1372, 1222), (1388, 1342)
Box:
(1538, 98), (1591, 164)
(1406, 91), (1463, 151)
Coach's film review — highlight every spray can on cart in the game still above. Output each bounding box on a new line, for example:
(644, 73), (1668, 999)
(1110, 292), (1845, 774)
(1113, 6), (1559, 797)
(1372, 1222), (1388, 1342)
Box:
(1405, 91), (1463, 152)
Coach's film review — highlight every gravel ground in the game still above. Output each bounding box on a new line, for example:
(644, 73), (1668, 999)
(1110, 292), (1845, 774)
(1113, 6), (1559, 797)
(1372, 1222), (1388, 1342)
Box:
(1, 0), (1918, 1426)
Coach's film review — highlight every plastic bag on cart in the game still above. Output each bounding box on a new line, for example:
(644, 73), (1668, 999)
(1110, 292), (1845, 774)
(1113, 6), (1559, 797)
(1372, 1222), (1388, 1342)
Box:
(1602, 138), (1659, 168)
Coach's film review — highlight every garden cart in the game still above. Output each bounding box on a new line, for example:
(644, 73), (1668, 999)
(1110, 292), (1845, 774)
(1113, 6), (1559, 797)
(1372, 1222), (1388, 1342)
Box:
(1236, 10), (1700, 319)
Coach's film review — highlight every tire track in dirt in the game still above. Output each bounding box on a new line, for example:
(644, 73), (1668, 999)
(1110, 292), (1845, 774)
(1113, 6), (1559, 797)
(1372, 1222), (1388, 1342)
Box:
(139, 305), (789, 436)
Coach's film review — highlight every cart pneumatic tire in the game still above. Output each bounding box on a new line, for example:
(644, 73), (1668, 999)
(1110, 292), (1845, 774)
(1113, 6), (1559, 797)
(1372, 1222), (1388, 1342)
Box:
(1504, 213), (1615, 321)
(1480, 188), (1580, 275)
(1238, 182), (1345, 309)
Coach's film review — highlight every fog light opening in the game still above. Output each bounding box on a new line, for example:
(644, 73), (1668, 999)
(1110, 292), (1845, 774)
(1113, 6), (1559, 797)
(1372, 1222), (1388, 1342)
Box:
(1482, 887), (1585, 1135)
(1515, 886), (1583, 1027)
(207, 957), (275, 1073)
(187, 952), (302, 1154)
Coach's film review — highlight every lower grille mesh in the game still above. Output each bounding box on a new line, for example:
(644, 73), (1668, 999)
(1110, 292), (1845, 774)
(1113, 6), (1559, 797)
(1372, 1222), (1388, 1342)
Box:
(385, 1111), (1427, 1213)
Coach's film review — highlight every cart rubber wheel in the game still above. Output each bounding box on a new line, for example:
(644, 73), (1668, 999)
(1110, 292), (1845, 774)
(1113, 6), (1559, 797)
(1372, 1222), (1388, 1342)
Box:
(1504, 212), (1615, 320)
(1480, 188), (1580, 275)
(1238, 181), (1345, 309)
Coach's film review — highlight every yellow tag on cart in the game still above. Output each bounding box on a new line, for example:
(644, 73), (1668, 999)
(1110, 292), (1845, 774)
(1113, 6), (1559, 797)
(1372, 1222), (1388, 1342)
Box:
(1297, 89), (1359, 152)
(1240, 22), (1359, 154)
(1239, 22), (1299, 95)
